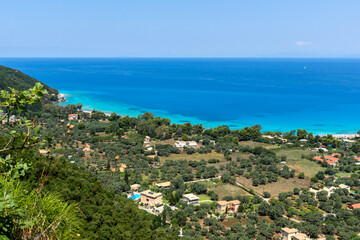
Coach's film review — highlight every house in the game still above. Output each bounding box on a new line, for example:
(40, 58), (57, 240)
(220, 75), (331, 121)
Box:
(183, 194), (200, 205)
(175, 141), (186, 148)
(322, 186), (336, 197)
(147, 155), (156, 159)
(281, 228), (299, 240)
(217, 200), (241, 214)
(145, 146), (153, 152)
(130, 184), (141, 191)
(354, 156), (360, 161)
(324, 155), (339, 162)
(338, 184), (350, 191)
(83, 143), (91, 152)
(144, 136), (151, 143)
(292, 233), (310, 240)
(348, 203), (360, 210)
(119, 163), (127, 172)
(154, 182), (171, 188)
(121, 135), (129, 139)
(9, 115), (16, 122)
(332, 153), (341, 157)
(39, 149), (49, 156)
(140, 190), (163, 206)
(187, 141), (198, 147)
(313, 157), (324, 162)
(326, 160), (336, 166)
(299, 139), (308, 143)
(68, 114), (78, 121)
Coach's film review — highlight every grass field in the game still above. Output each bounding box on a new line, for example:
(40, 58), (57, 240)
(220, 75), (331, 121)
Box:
(239, 141), (278, 149)
(209, 183), (251, 200)
(159, 151), (226, 163)
(198, 195), (212, 201)
(275, 149), (325, 178)
(335, 172), (352, 178)
(236, 176), (310, 197)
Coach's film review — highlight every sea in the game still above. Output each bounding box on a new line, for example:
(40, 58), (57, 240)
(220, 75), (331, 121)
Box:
(0, 58), (359, 135)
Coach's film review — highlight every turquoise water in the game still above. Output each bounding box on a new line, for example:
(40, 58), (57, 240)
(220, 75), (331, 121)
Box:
(0, 58), (359, 134)
(129, 194), (141, 200)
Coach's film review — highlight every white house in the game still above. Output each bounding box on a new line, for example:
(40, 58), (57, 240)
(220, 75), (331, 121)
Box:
(187, 141), (198, 147)
(175, 141), (186, 148)
(183, 194), (200, 205)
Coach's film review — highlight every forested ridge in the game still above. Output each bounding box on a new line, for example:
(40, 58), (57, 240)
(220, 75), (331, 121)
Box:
(0, 65), (58, 95)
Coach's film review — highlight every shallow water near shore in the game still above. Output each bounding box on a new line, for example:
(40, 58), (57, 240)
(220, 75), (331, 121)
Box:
(1, 58), (359, 134)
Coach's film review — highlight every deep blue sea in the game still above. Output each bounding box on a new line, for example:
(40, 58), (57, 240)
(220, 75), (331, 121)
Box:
(1, 58), (359, 134)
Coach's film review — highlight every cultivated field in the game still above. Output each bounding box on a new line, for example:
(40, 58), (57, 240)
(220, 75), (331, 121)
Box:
(236, 176), (310, 197)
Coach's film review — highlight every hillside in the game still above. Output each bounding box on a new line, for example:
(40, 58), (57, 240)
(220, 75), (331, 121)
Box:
(0, 65), (58, 95)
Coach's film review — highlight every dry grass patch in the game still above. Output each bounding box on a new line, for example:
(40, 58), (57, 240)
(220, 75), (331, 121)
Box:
(159, 151), (226, 163)
(239, 141), (278, 149)
(236, 176), (310, 198)
(209, 183), (251, 200)
(275, 149), (325, 178)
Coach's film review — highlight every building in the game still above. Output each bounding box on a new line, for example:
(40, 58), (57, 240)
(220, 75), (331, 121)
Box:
(326, 160), (336, 166)
(130, 184), (141, 191)
(292, 233), (310, 240)
(324, 155), (339, 162)
(144, 136), (151, 143)
(299, 139), (308, 143)
(281, 228), (300, 240)
(9, 115), (16, 122)
(154, 182), (171, 188)
(68, 114), (78, 121)
(332, 153), (341, 157)
(39, 149), (49, 156)
(175, 141), (186, 148)
(313, 157), (323, 162)
(322, 186), (336, 197)
(187, 141), (198, 147)
(217, 200), (240, 214)
(348, 203), (360, 210)
(338, 184), (350, 191)
(121, 135), (129, 139)
(83, 143), (91, 152)
(119, 163), (127, 173)
(140, 190), (163, 206)
(183, 194), (200, 205)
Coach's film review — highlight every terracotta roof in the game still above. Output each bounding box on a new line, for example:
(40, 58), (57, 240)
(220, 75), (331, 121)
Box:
(349, 203), (360, 209)
(354, 156), (360, 160)
(332, 153), (341, 156)
(326, 160), (336, 165)
(313, 157), (323, 162)
(324, 156), (339, 162)
(229, 200), (240, 205)
(217, 201), (228, 206)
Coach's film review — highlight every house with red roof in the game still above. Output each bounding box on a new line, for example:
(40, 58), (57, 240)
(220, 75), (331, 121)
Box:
(313, 157), (323, 162)
(121, 135), (129, 139)
(354, 156), (360, 161)
(326, 160), (336, 166)
(324, 155), (339, 162)
(332, 153), (341, 157)
(68, 114), (78, 121)
(348, 203), (360, 210)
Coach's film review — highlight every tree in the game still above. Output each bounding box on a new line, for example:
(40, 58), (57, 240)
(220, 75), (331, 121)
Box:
(221, 172), (231, 183)
(263, 192), (271, 198)
(298, 172), (305, 179)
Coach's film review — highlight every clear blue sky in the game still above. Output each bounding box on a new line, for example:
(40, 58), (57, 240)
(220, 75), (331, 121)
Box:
(1, 0), (359, 57)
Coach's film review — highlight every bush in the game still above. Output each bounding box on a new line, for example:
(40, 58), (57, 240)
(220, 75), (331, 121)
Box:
(263, 192), (271, 198)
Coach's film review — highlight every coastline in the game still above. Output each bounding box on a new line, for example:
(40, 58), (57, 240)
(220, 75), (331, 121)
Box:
(58, 92), (359, 137)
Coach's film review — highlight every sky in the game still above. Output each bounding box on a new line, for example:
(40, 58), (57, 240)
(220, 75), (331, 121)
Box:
(0, 0), (359, 57)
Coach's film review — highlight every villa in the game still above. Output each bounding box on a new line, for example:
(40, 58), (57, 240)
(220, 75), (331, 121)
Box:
(183, 194), (200, 205)
(121, 135), (129, 139)
(338, 184), (350, 191)
(83, 143), (91, 152)
(217, 200), (240, 214)
(68, 114), (78, 121)
(281, 228), (299, 240)
(140, 190), (163, 206)
(324, 155), (339, 162)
